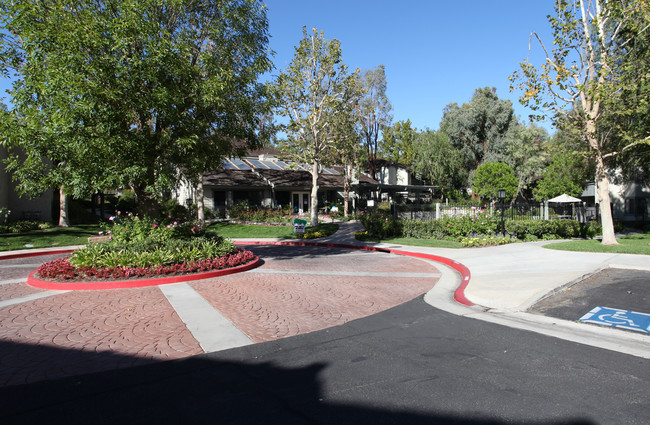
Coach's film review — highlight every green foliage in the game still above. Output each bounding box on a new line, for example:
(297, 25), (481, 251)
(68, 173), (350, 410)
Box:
(412, 130), (466, 195)
(0, 220), (42, 234)
(504, 219), (601, 240)
(69, 212), (231, 269)
(380, 119), (415, 165)
(359, 209), (401, 239)
(440, 87), (515, 174)
(272, 27), (363, 226)
(472, 162), (518, 201)
(0, 207), (10, 225)
(401, 213), (499, 240)
(533, 151), (589, 201)
(227, 201), (294, 223)
(460, 234), (516, 247)
(509, 0), (650, 244)
(485, 122), (549, 198)
(1, 0), (273, 209)
(160, 199), (190, 222)
(357, 64), (393, 178)
(115, 192), (138, 215)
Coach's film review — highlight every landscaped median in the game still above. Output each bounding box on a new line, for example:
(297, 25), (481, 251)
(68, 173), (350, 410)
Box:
(26, 212), (260, 290)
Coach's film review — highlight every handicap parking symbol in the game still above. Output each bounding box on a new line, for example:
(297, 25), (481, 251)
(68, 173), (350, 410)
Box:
(579, 306), (650, 334)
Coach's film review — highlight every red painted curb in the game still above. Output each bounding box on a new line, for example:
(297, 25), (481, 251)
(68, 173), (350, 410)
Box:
(234, 241), (474, 306)
(26, 256), (261, 290)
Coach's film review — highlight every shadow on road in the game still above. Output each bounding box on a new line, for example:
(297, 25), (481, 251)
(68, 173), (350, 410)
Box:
(0, 340), (596, 425)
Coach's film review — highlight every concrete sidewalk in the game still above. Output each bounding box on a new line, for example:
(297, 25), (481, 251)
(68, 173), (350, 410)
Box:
(322, 221), (650, 312)
(321, 221), (650, 359)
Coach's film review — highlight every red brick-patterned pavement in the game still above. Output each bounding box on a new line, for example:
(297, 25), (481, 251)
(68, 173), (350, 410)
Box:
(0, 244), (440, 387)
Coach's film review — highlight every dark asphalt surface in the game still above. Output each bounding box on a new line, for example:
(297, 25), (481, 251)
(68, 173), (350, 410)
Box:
(530, 268), (650, 323)
(1, 295), (648, 425)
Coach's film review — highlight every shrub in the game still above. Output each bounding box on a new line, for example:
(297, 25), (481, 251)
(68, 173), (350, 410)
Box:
(66, 212), (225, 271)
(115, 191), (137, 214)
(401, 212), (499, 240)
(227, 201), (294, 223)
(459, 234), (517, 247)
(301, 231), (327, 239)
(505, 219), (601, 240)
(36, 211), (256, 281)
(0, 207), (9, 225)
(354, 231), (370, 241)
(359, 209), (401, 238)
(160, 199), (190, 221)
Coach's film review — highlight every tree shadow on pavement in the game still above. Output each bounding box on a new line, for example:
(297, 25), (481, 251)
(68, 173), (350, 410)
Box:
(0, 340), (596, 425)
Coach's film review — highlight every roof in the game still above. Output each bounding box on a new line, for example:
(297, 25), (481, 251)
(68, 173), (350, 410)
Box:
(202, 169), (267, 188)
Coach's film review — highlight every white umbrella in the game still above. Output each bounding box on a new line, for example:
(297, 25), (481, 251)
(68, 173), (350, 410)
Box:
(547, 194), (582, 203)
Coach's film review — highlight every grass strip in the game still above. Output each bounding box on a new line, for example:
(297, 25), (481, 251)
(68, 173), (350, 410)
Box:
(543, 232), (650, 255)
(0, 225), (101, 252)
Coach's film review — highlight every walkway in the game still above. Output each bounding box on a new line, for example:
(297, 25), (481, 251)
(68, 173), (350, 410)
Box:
(0, 231), (440, 387)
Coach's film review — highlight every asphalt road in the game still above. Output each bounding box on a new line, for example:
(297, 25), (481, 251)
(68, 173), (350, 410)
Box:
(1, 295), (648, 425)
(530, 268), (650, 324)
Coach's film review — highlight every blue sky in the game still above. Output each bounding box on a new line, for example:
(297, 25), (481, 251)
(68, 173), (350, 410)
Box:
(0, 1), (557, 133)
(264, 0), (557, 132)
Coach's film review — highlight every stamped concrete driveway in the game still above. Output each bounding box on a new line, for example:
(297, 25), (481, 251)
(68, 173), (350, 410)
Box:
(0, 244), (440, 387)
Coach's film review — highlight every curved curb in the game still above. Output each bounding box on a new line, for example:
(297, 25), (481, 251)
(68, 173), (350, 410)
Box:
(26, 256), (261, 290)
(234, 240), (474, 306)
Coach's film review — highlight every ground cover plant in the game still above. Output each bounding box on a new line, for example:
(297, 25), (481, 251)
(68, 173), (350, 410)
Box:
(35, 212), (255, 281)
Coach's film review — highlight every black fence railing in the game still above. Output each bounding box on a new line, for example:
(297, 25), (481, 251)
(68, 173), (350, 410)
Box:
(396, 202), (585, 221)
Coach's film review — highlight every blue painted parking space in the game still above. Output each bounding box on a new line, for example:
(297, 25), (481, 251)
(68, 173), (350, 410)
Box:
(579, 306), (650, 334)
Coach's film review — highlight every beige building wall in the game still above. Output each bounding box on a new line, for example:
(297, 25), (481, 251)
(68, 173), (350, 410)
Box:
(0, 146), (53, 222)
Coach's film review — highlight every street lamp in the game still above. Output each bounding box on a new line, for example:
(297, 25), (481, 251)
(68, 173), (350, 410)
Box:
(498, 189), (506, 235)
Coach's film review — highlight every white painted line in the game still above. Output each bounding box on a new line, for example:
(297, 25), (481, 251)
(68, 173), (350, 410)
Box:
(253, 270), (441, 278)
(0, 290), (70, 308)
(159, 283), (253, 353)
(0, 278), (27, 286)
(0, 264), (43, 269)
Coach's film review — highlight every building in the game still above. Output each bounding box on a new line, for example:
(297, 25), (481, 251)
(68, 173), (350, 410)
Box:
(0, 146), (53, 222)
(175, 149), (379, 215)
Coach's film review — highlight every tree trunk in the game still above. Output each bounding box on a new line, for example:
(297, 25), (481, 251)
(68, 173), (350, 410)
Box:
(343, 178), (350, 217)
(196, 178), (205, 221)
(58, 187), (70, 227)
(310, 160), (319, 227)
(132, 183), (159, 217)
(595, 155), (618, 245)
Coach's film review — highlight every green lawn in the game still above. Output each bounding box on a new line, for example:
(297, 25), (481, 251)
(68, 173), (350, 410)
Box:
(544, 232), (650, 255)
(0, 224), (101, 252)
(207, 222), (339, 239)
(359, 236), (463, 249)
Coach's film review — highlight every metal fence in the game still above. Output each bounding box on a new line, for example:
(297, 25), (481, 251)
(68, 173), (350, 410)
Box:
(397, 202), (547, 221)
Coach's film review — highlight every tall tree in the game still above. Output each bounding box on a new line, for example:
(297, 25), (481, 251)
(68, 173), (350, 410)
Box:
(411, 130), (465, 199)
(440, 87), (515, 174)
(485, 122), (549, 201)
(330, 108), (363, 217)
(380, 119), (417, 165)
(510, 0), (650, 245)
(357, 64), (392, 180)
(273, 27), (362, 226)
(472, 162), (518, 202)
(0, 0), (272, 218)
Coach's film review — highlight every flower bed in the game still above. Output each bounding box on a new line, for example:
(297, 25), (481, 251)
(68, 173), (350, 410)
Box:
(33, 211), (257, 283)
(36, 250), (256, 281)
